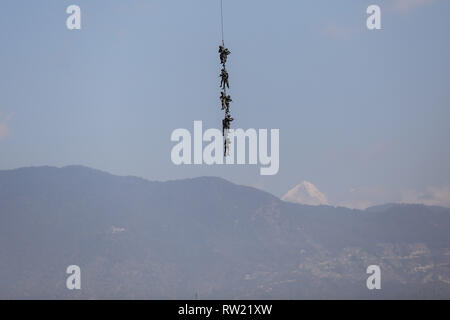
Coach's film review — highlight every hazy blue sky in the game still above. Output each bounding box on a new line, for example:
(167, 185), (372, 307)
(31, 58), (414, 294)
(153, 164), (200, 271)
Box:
(0, 0), (449, 208)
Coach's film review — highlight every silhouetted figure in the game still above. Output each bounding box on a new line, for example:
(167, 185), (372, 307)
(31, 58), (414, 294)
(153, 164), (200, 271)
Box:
(220, 92), (232, 112)
(220, 68), (229, 89)
(224, 95), (232, 113)
(222, 113), (234, 136)
(219, 45), (231, 65)
(220, 91), (227, 110)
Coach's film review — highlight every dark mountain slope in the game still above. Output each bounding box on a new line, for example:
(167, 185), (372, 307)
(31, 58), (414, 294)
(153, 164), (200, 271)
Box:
(0, 166), (449, 299)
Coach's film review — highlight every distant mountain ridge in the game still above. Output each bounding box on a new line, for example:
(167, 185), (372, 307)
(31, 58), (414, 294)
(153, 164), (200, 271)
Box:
(0, 166), (449, 299)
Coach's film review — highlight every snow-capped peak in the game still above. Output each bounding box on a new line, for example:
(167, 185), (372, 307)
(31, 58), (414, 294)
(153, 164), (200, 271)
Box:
(281, 181), (328, 206)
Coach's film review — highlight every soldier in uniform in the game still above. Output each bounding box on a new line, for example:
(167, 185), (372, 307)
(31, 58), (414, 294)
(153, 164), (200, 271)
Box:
(224, 135), (231, 157)
(220, 92), (232, 112)
(220, 67), (229, 89)
(220, 91), (227, 110)
(222, 113), (234, 136)
(224, 95), (232, 113)
(219, 45), (231, 65)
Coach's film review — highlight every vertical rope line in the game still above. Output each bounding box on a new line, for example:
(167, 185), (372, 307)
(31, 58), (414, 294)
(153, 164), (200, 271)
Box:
(220, 0), (225, 45)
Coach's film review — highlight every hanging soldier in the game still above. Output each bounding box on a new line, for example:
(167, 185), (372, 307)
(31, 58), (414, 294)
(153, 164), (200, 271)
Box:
(222, 113), (234, 136)
(219, 45), (231, 65)
(220, 91), (227, 110)
(224, 95), (232, 113)
(223, 113), (234, 156)
(224, 135), (231, 157)
(220, 67), (229, 89)
(220, 92), (232, 112)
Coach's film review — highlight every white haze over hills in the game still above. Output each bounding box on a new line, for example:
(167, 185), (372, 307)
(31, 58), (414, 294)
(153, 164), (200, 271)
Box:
(281, 181), (329, 206)
(282, 181), (450, 210)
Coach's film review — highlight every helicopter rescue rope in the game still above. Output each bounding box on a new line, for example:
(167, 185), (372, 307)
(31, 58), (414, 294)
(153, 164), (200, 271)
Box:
(220, 0), (225, 46)
(219, 0), (233, 157)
